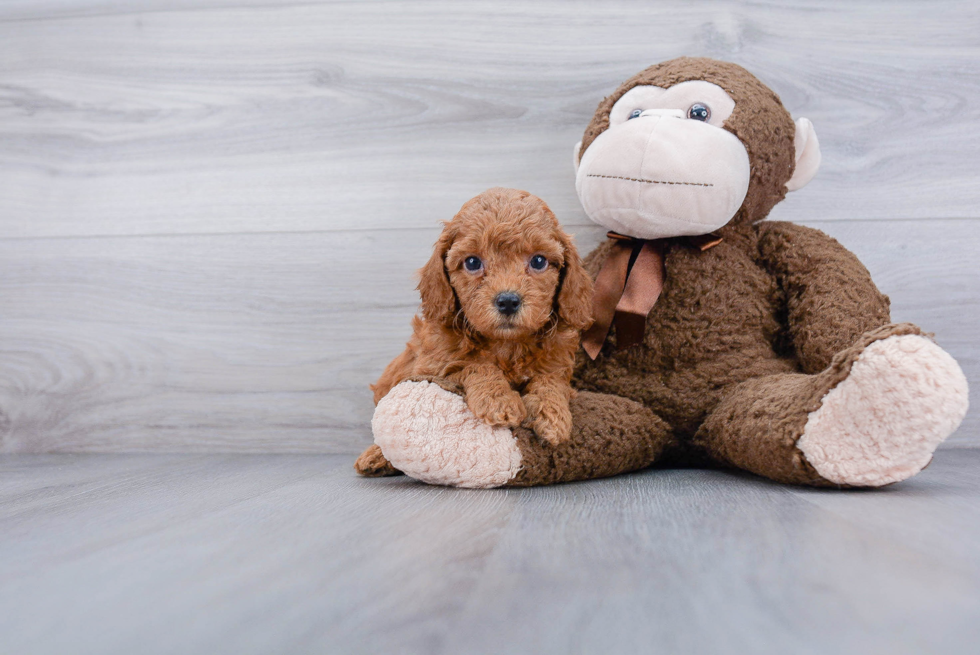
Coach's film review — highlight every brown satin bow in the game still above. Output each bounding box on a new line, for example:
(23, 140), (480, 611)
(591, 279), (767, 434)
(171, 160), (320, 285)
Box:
(581, 231), (723, 359)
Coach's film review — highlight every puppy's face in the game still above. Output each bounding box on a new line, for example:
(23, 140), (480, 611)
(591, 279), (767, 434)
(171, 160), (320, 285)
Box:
(445, 213), (564, 340)
(418, 188), (593, 340)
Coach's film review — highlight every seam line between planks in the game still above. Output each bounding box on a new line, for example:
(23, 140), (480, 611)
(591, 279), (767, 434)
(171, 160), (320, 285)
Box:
(0, 217), (978, 244)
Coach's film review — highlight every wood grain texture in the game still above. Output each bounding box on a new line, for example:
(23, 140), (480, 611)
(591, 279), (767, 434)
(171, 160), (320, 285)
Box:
(0, 219), (976, 452)
(0, 1), (976, 452)
(1, 450), (979, 654)
(0, 1), (979, 239)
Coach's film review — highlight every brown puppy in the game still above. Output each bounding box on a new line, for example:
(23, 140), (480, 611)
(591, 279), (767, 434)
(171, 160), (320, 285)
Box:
(371, 187), (593, 446)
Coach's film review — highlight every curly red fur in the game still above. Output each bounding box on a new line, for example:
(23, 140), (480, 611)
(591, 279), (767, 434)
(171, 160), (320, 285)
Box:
(370, 187), (593, 444)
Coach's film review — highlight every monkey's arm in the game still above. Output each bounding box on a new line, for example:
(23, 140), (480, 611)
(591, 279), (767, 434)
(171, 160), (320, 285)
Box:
(757, 221), (891, 374)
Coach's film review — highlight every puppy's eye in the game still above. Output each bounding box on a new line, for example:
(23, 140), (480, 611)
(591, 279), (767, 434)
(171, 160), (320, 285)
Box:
(628, 109), (643, 120)
(528, 254), (549, 271)
(687, 103), (711, 122)
(463, 256), (483, 273)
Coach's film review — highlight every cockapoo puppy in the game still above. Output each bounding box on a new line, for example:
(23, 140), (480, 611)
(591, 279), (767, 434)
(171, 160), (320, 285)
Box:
(357, 188), (593, 476)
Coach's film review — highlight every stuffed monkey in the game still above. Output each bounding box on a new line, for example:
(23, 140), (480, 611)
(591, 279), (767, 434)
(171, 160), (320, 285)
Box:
(357, 57), (969, 488)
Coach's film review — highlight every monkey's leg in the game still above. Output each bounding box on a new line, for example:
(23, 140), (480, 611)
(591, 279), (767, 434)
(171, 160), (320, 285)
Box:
(369, 377), (672, 488)
(695, 324), (969, 487)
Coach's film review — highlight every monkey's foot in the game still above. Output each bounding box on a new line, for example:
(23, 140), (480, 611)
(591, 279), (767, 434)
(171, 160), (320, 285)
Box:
(371, 380), (523, 488)
(798, 334), (969, 486)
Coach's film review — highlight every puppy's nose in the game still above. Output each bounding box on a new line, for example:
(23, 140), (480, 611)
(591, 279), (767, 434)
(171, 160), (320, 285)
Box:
(494, 291), (522, 317)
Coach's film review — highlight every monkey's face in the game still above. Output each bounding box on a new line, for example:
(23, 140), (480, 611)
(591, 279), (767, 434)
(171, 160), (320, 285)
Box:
(574, 81), (751, 240)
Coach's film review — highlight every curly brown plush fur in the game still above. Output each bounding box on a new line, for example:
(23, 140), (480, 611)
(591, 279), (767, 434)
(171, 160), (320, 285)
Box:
(369, 187), (593, 446)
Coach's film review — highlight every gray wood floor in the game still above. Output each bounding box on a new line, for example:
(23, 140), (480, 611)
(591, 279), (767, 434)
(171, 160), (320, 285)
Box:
(1, 0), (977, 453)
(2, 449), (979, 654)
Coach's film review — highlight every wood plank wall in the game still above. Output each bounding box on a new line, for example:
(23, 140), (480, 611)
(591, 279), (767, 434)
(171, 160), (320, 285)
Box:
(1, 0), (977, 452)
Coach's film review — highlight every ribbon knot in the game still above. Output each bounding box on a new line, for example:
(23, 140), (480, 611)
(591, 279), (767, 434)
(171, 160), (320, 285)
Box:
(581, 231), (723, 359)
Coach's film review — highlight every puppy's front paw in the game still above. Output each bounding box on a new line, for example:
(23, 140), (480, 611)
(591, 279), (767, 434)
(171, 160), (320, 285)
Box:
(468, 389), (527, 428)
(523, 394), (572, 446)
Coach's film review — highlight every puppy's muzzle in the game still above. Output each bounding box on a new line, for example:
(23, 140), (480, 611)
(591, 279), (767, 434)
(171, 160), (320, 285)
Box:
(494, 291), (522, 317)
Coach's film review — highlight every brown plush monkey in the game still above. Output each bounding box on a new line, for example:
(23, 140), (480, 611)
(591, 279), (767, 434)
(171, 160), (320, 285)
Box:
(359, 57), (969, 488)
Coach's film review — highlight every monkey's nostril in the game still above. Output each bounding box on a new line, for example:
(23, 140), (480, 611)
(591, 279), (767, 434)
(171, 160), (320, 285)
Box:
(494, 292), (522, 317)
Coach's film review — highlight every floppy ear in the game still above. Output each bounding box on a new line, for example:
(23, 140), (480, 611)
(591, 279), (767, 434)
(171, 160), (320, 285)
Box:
(417, 226), (457, 324)
(556, 231), (594, 330)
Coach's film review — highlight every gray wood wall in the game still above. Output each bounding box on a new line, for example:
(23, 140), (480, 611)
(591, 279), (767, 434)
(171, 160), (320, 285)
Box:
(1, 0), (977, 453)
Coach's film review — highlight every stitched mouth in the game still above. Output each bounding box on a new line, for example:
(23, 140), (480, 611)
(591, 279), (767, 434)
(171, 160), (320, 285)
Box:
(587, 174), (713, 188)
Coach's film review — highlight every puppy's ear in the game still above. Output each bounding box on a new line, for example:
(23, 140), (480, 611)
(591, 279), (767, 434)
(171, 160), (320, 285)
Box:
(556, 231), (594, 330)
(417, 225), (457, 324)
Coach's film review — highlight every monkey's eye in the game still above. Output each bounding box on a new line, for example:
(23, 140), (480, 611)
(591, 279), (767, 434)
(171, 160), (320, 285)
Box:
(528, 254), (549, 272)
(463, 256), (483, 273)
(628, 108), (643, 120)
(688, 103), (711, 122)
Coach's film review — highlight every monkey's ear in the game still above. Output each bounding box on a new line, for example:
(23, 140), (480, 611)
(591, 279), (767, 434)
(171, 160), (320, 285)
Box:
(417, 227), (457, 324)
(573, 141), (582, 175)
(556, 231), (595, 331)
(786, 117), (821, 192)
